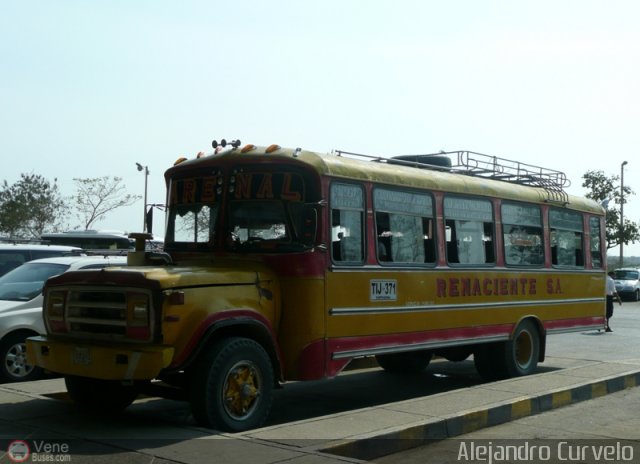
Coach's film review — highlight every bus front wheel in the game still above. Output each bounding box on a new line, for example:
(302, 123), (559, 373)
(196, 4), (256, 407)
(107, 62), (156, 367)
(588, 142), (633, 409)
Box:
(190, 337), (274, 432)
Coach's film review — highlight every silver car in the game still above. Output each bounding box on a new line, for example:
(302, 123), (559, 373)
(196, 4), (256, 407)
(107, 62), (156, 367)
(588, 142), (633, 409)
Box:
(613, 268), (640, 302)
(0, 255), (126, 383)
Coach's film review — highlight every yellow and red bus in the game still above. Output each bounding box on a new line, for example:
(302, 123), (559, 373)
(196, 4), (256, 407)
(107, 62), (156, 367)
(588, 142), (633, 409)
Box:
(28, 141), (606, 432)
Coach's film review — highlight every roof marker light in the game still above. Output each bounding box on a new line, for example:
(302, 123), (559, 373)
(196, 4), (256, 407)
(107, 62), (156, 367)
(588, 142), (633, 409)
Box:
(266, 144), (281, 153)
(174, 157), (188, 165)
(241, 144), (257, 153)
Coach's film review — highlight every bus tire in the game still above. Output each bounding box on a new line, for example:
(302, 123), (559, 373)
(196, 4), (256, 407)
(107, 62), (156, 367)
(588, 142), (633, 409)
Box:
(65, 376), (139, 411)
(475, 320), (540, 381)
(190, 337), (274, 432)
(502, 319), (540, 377)
(375, 350), (433, 373)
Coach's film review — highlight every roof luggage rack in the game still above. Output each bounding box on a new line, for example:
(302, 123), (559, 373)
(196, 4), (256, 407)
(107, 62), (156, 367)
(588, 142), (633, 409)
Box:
(335, 149), (570, 204)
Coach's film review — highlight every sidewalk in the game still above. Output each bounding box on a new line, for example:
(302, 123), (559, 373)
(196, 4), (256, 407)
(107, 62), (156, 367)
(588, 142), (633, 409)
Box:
(2, 357), (640, 463)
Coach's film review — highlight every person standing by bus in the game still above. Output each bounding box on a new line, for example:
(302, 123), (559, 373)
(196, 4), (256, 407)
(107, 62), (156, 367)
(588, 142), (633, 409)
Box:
(606, 271), (622, 332)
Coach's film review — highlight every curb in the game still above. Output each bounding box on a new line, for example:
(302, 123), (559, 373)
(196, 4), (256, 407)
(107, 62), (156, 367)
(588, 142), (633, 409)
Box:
(321, 370), (640, 461)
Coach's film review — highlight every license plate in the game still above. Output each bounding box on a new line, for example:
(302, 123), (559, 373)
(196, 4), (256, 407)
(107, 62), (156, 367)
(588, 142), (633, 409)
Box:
(370, 279), (397, 301)
(72, 347), (92, 365)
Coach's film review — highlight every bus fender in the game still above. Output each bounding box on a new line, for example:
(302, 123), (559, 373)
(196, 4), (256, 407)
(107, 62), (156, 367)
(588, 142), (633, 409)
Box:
(171, 313), (284, 383)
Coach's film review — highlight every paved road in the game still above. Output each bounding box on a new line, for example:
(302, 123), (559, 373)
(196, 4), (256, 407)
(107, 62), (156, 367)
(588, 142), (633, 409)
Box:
(375, 386), (640, 464)
(376, 301), (640, 463)
(0, 302), (638, 463)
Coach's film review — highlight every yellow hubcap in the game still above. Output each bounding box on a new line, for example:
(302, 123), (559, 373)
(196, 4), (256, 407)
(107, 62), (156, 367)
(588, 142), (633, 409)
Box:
(223, 362), (261, 420)
(515, 330), (533, 368)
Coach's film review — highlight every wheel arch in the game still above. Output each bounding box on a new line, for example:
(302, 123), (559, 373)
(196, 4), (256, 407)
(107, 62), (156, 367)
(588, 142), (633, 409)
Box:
(179, 318), (283, 384)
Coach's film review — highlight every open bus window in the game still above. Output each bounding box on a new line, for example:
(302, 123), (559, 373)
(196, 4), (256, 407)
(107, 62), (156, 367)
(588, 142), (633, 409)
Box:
(550, 209), (584, 267)
(330, 183), (364, 263)
(502, 203), (544, 266)
(373, 188), (435, 264)
(444, 197), (494, 265)
(589, 216), (603, 268)
(168, 204), (216, 244)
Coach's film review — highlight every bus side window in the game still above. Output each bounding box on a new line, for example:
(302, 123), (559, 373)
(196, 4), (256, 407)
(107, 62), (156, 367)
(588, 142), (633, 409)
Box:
(589, 216), (603, 268)
(444, 197), (494, 266)
(502, 203), (544, 266)
(549, 209), (584, 268)
(373, 189), (435, 265)
(330, 183), (365, 264)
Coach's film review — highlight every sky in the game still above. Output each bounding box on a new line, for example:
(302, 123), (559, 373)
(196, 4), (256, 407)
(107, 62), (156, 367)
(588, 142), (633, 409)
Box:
(2, 0), (640, 256)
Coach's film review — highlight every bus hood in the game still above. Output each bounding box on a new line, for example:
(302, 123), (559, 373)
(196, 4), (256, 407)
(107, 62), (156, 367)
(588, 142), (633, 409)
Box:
(44, 260), (277, 291)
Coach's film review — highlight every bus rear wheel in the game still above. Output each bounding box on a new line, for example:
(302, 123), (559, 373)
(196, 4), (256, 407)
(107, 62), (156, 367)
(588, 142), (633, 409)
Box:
(474, 320), (540, 381)
(507, 320), (540, 376)
(376, 350), (433, 373)
(190, 337), (274, 432)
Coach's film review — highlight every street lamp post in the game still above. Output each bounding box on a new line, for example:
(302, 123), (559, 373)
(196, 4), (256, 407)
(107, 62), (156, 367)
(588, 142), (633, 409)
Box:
(620, 161), (628, 268)
(136, 163), (149, 232)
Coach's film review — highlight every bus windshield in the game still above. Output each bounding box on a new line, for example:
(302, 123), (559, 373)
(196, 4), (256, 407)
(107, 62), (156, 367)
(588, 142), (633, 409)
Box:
(229, 200), (288, 244)
(167, 203), (218, 244)
(166, 167), (315, 251)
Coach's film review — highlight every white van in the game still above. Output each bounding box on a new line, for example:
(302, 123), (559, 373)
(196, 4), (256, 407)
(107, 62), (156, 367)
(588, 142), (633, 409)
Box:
(613, 268), (640, 301)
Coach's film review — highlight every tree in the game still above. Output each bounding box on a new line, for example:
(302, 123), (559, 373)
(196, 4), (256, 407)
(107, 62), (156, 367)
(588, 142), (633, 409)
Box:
(582, 170), (640, 250)
(72, 176), (141, 230)
(0, 173), (68, 239)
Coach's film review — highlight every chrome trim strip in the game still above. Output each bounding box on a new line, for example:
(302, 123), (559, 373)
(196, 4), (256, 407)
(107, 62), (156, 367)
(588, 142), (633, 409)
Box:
(546, 325), (602, 334)
(330, 297), (603, 316)
(330, 267), (606, 274)
(332, 335), (508, 360)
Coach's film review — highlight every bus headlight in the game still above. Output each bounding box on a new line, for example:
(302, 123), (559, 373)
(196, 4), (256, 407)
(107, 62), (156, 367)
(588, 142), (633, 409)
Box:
(46, 291), (68, 333)
(127, 293), (150, 327)
(126, 292), (152, 341)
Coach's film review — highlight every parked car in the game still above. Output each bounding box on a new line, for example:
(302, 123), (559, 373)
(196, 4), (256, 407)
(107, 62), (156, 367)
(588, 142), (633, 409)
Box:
(41, 230), (134, 251)
(0, 255), (127, 383)
(612, 268), (640, 302)
(0, 243), (83, 277)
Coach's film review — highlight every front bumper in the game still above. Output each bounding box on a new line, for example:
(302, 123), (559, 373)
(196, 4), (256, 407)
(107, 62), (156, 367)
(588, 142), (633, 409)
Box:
(26, 336), (175, 381)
